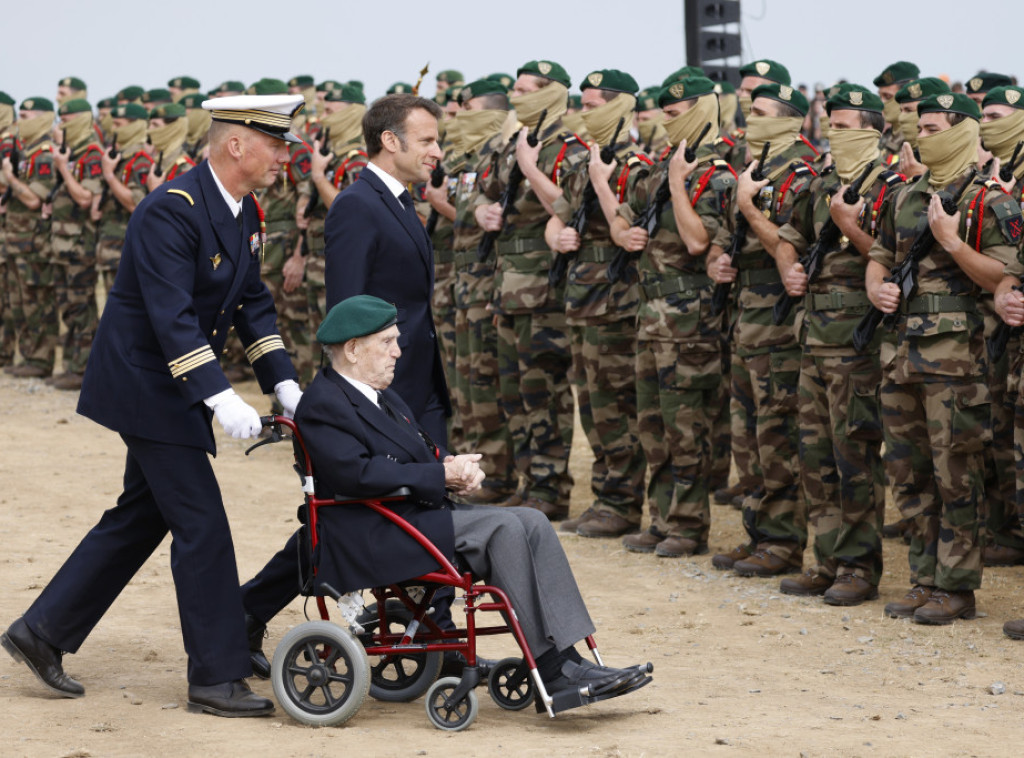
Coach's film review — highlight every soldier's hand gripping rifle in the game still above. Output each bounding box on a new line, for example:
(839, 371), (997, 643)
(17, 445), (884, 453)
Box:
(302, 127), (331, 222)
(424, 162), (447, 238)
(44, 128), (68, 204)
(851, 194), (959, 352)
(772, 160), (876, 325)
(549, 116), (626, 287)
(476, 109), (547, 262)
(988, 280), (1023, 362)
(709, 140), (771, 317)
(0, 139), (20, 207)
(96, 133), (117, 211)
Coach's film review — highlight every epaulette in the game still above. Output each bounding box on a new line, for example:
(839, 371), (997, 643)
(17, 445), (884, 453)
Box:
(789, 161), (816, 178)
(984, 178), (1010, 193)
(714, 134), (736, 148)
(627, 153), (654, 168)
(167, 189), (194, 206)
(880, 169), (906, 186)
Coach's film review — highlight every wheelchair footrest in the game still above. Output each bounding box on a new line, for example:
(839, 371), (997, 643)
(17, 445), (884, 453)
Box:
(537, 672), (654, 715)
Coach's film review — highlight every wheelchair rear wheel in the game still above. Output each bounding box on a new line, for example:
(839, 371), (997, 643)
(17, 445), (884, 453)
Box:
(271, 620), (370, 727)
(356, 599), (444, 702)
(487, 657), (535, 710)
(424, 676), (478, 731)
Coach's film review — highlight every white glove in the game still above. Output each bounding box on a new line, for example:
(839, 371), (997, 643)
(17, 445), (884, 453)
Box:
(204, 389), (262, 439)
(274, 379), (303, 419)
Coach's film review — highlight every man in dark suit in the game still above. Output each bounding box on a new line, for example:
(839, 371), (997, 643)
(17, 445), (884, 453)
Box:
(1, 95), (308, 717)
(323, 93), (451, 446)
(241, 296), (652, 699)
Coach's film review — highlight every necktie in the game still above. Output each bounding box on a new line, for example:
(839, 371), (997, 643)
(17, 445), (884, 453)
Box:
(378, 391), (399, 422)
(235, 210), (243, 231)
(398, 189), (415, 209)
(378, 391), (438, 458)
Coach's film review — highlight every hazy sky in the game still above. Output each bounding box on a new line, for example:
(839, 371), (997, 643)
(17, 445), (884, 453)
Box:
(2, 0), (1021, 106)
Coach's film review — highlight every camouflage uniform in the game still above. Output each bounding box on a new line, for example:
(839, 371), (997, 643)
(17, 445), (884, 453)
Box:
(870, 168), (1022, 591)
(430, 150), (462, 450)
(552, 142), (652, 524)
(619, 145), (733, 545)
(712, 141), (815, 564)
(451, 132), (516, 494)
(94, 144), (152, 300)
(479, 119), (588, 507)
(0, 129), (17, 364)
(778, 165), (905, 586)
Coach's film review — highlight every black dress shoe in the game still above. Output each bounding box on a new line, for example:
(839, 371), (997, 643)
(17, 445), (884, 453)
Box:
(543, 660), (638, 696)
(187, 679), (275, 717)
(1, 617), (84, 698)
(245, 615), (270, 680)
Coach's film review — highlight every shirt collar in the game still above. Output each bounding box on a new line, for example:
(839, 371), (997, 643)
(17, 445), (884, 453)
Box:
(207, 162), (244, 217)
(339, 372), (380, 408)
(365, 160), (408, 200)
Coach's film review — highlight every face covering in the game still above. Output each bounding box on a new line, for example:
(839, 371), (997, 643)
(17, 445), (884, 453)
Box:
(18, 111), (55, 146)
(739, 94), (753, 120)
(898, 109), (920, 147)
(62, 111), (94, 148)
(0, 104), (16, 132)
(186, 108), (212, 146)
(719, 93), (739, 130)
(454, 108), (509, 154)
(580, 92), (636, 147)
(883, 97), (900, 129)
(636, 112), (665, 146)
(917, 117), (981, 189)
(561, 111), (588, 139)
(828, 128), (882, 182)
(114, 118), (147, 149)
(663, 94), (719, 149)
(979, 110), (1024, 163)
(510, 82), (568, 131)
(321, 103), (367, 150)
(745, 115), (804, 168)
(148, 117), (188, 155)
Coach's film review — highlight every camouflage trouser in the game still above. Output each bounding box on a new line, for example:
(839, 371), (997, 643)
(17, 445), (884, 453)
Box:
(53, 247), (97, 375)
(729, 343), (762, 503)
(453, 304), (516, 493)
(636, 339), (721, 543)
(262, 230), (313, 386)
(983, 335), (1020, 549)
(570, 321), (645, 521)
(496, 311), (574, 505)
(799, 351), (885, 584)
(10, 252), (58, 371)
(1008, 343), (1024, 537)
(95, 235), (124, 315)
(0, 254), (13, 364)
(433, 266), (461, 451)
(305, 249), (329, 376)
(732, 348), (805, 561)
(708, 343), (732, 490)
(880, 375), (989, 591)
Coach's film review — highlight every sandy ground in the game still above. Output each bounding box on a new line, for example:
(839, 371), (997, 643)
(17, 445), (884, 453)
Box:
(2, 373), (1024, 758)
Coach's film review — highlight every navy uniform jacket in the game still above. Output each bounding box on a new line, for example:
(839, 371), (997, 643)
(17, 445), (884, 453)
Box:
(295, 367), (454, 594)
(322, 167), (451, 424)
(78, 161), (296, 454)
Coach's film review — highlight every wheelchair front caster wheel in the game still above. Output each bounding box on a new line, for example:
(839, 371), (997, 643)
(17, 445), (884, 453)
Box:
(424, 676), (478, 731)
(487, 657), (535, 711)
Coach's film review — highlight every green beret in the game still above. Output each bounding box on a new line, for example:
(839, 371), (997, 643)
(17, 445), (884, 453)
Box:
(96, 97), (116, 109)
(289, 75), (314, 88)
(487, 73), (514, 90)
(150, 103), (186, 120)
(58, 99), (92, 116)
(387, 82), (414, 95)
(118, 85), (145, 101)
(873, 61), (920, 87)
(316, 295), (398, 345)
(714, 81), (736, 95)
(983, 85), (1024, 111)
(168, 76), (200, 90)
(580, 69), (639, 95)
(443, 85), (464, 105)
(0, 91), (16, 107)
(751, 82), (809, 116)
(436, 69), (464, 85)
(20, 97), (54, 113)
(178, 93), (205, 109)
(661, 66), (705, 88)
(738, 60), (790, 85)
(636, 87), (660, 112)
(917, 92), (981, 120)
(249, 78), (289, 96)
(458, 78), (507, 104)
(966, 72), (1014, 95)
(59, 76), (87, 91)
(112, 103), (148, 120)
(214, 80), (245, 95)
(825, 84), (883, 115)
(658, 76), (717, 107)
(895, 77), (950, 104)
(516, 60), (571, 89)
(143, 88), (172, 104)
(317, 80), (343, 93)
(568, 94), (582, 110)
(348, 80), (365, 91)
(324, 84), (365, 105)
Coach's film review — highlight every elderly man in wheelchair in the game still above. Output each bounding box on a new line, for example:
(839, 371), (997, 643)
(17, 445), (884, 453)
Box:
(239, 295), (652, 729)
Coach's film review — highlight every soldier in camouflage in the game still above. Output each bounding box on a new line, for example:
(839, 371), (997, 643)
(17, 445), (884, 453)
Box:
(0, 91), (17, 366)
(874, 61), (921, 168)
(870, 93), (1022, 624)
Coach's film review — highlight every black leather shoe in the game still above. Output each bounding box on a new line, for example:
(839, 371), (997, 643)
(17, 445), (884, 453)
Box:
(1, 617), (84, 698)
(543, 660), (638, 696)
(245, 615), (270, 680)
(187, 679), (275, 717)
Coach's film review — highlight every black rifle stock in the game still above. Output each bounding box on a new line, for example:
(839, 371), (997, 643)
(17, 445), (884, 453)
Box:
(999, 140), (1024, 184)
(44, 129), (68, 204)
(709, 140), (771, 317)
(424, 162), (446, 238)
(772, 161), (876, 325)
(0, 139), (20, 207)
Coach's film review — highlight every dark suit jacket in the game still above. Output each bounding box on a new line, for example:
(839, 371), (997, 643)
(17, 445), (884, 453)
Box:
(295, 367), (455, 594)
(77, 161), (296, 454)
(322, 166), (450, 425)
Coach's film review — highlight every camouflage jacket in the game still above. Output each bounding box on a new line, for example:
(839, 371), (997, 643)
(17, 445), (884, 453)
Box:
(619, 144), (735, 346)
(96, 144), (153, 264)
(553, 142), (653, 324)
(478, 120), (589, 315)
(296, 137), (367, 258)
(452, 132), (505, 309)
(2, 136), (54, 247)
(50, 136), (104, 241)
(712, 140), (817, 355)
(779, 164), (906, 352)
(878, 127), (903, 168)
(869, 167), (1022, 383)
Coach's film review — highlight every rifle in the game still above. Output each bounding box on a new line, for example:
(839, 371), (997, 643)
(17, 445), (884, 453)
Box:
(97, 133), (117, 211)
(44, 128), (68, 205)
(851, 193), (961, 352)
(303, 127), (331, 220)
(988, 282), (1022, 362)
(152, 150), (165, 179)
(1000, 140), (1024, 183)
(550, 116), (626, 287)
(424, 162), (446, 238)
(607, 121), (714, 284)
(476, 108), (546, 261)
(772, 160), (877, 325)
(0, 139), (20, 207)
(709, 140), (771, 317)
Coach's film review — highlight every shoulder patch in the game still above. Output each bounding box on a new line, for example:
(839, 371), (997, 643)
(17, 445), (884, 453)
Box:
(990, 196), (1023, 244)
(167, 189), (194, 206)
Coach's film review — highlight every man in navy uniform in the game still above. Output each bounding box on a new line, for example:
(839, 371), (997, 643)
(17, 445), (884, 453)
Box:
(1, 94), (306, 718)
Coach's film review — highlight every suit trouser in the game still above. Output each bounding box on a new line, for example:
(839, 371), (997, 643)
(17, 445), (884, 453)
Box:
(24, 435), (251, 685)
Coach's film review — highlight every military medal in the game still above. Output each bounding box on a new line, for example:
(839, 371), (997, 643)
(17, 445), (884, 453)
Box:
(210, 253), (222, 271)
(250, 232), (260, 256)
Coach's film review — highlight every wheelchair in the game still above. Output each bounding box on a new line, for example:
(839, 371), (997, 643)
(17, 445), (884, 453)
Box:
(247, 415), (652, 731)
